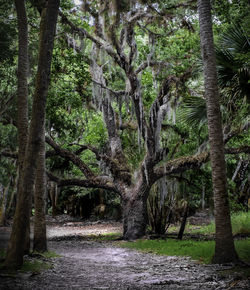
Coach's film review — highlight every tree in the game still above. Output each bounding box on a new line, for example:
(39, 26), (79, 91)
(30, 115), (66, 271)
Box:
(4, 0), (60, 269)
(33, 124), (47, 252)
(43, 0), (249, 241)
(14, 0), (30, 254)
(197, 0), (239, 263)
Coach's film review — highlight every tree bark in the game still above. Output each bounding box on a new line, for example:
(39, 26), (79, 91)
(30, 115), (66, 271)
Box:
(0, 184), (9, 227)
(177, 203), (188, 240)
(33, 125), (47, 252)
(198, 0), (238, 263)
(4, 0), (60, 269)
(14, 0), (30, 254)
(122, 183), (150, 240)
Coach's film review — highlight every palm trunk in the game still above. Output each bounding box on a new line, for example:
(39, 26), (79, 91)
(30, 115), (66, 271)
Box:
(198, 0), (238, 263)
(4, 0), (60, 269)
(14, 0), (30, 254)
(33, 125), (47, 252)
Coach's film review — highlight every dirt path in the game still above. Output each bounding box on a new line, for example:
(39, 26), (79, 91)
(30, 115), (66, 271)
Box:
(1, 220), (250, 289)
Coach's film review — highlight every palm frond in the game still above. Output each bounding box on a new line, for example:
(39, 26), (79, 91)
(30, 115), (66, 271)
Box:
(220, 24), (249, 54)
(179, 96), (207, 127)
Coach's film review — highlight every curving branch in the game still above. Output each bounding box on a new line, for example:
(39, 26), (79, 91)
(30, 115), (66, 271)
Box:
(154, 144), (250, 180)
(135, 61), (170, 75)
(45, 136), (95, 179)
(47, 171), (117, 193)
(154, 151), (209, 180)
(59, 11), (122, 67)
(224, 122), (250, 143)
(0, 151), (18, 159)
(92, 80), (125, 97)
(225, 146), (250, 155)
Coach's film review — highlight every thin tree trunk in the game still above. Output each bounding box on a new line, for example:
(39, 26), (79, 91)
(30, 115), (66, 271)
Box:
(4, 0), (60, 269)
(0, 185), (10, 227)
(177, 203), (188, 240)
(198, 0), (239, 263)
(6, 174), (18, 218)
(33, 125), (47, 252)
(13, 0), (30, 254)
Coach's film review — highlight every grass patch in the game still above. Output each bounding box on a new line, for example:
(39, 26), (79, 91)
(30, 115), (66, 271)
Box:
(0, 250), (59, 274)
(20, 259), (52, 273)
(187, 211), (250, 236)
(120, 238), (250, 264)
(88, 233), (122, 242)
(32, 250), (60, 258)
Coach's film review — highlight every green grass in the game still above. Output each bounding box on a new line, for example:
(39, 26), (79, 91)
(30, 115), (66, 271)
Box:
(187, 211), (250, 236)
(32, 250), (60, 258)
(89, 233), (122, 241)
(120, 238), (250, 264)
(0, 250), (59, 273)
(20, 260), (52, 273)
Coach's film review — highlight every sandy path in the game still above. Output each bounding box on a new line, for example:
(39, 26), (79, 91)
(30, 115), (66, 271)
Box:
(0, 221), (249, 289)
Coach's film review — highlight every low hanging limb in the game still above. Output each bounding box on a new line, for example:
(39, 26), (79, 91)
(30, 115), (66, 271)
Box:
(47, 171), (117, 193)
(45, 136), (95, 179)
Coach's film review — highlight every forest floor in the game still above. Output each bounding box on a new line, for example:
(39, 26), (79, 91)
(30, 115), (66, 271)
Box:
(0, 215), (250, 289)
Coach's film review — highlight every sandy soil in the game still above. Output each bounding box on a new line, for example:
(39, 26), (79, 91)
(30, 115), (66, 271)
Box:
(0, 218), (249, 289)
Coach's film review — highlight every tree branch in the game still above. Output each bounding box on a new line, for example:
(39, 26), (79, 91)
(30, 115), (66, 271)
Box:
(135, 61), (170, 75)
(225, 146), (250, 155)
(155, 144), (250, 180)
(59, 11), (122, 67)
(45, 136), (95, 179)
(92, 80), (125, 97)
(0, 151), (18, 159)
(224, 122), (250, 143)
(47, 171), (117, 193)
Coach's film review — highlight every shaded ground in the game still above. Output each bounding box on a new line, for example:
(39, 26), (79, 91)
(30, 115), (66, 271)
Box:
(0, 216), (250, 289)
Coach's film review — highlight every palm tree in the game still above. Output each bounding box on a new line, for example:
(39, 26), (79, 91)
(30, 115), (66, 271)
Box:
(198, 0), (239, 264)
(4, 0), (60, 269)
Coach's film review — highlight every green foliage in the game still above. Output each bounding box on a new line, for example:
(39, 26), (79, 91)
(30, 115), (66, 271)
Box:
(178, 96), (207, 128)
(121, 238), (250, 264)
(0, 1), (16, 62)
(216, 24), (250, 118)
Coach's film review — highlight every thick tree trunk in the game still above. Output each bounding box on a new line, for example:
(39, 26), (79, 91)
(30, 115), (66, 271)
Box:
(33, 125), (47, 252)
(4, 0), (60, 269)
(198, 0), (238, 263)
(122, 184), (149, 240)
